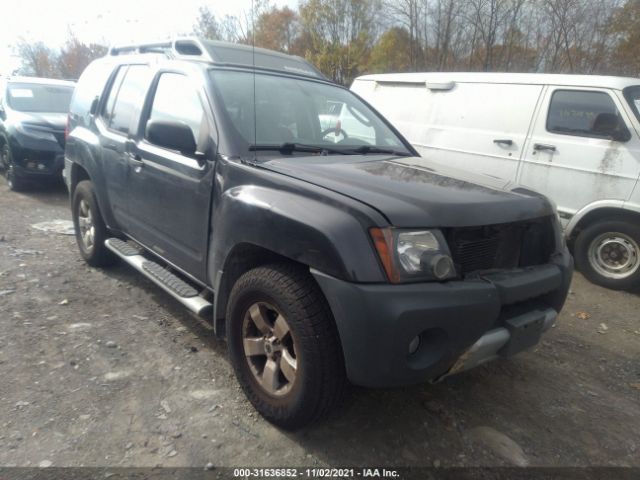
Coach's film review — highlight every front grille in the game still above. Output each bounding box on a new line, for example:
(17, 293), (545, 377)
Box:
(447, 217), (555, 276)
(453, 236), (500, 272)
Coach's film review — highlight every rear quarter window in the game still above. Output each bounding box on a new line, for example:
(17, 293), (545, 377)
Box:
(102, 65), (151, 136)
(70, 61), (114, 127)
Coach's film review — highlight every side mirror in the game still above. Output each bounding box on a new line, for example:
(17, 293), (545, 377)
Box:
(611, 128), (631, 143)
(146, 119), (197, 155)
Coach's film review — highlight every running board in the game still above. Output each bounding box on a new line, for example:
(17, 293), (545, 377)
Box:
(105, 238), (212, 316)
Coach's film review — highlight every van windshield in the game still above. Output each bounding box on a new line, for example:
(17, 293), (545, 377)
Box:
(209, 70), (410, 156)
(623, 86), (640, 123)
(7, 83), (74, 113)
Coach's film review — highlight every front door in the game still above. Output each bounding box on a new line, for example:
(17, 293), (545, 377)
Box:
(126, 71), (215, 281)
(518, 87), (640, 226)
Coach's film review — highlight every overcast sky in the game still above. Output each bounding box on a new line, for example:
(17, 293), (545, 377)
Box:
(0, 0), (298, 74)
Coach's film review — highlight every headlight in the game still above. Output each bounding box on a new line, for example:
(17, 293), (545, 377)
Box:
(16, 123), (57, 142)
(370, 228), (456, 283)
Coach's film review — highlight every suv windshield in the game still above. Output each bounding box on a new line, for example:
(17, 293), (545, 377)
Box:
(6, 83), (74, 113)
(209, 70), (410, 156)
(624, 86), (640, 123)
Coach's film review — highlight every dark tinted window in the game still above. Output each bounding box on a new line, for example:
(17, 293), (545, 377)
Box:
(6, 83), (74, 113)
(70, 61), (113, 126)
(147, 73), (206, 147)
(547, 90), (629, 140)
(107, 65), (151, 135)
(101, 67), (127, 125)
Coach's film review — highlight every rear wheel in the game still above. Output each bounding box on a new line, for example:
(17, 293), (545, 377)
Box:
(226, 263), (346, 429)
(574, 220), (640, 290)
(72, 180), (116, 267)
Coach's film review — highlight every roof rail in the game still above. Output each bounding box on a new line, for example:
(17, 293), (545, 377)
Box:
(108, 38), (214, 63)
(107, 37), (328, 81)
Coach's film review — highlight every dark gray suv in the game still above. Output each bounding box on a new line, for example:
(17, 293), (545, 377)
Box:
(65, 38), (572, 429)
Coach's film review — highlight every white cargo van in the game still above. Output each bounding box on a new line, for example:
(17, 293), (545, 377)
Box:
(351, 73), (640, 290)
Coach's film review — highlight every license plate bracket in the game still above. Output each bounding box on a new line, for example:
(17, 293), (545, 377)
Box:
(499, 310), (546, 357)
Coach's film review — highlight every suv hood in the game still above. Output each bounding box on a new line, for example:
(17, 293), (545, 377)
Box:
(261, 155), (554, 227)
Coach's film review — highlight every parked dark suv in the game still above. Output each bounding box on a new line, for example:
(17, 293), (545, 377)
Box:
(65, 38), (573, 429)
(0, 76), (75, 190)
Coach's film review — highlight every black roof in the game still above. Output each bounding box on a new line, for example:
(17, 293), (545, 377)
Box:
(109, 37), (328, 81)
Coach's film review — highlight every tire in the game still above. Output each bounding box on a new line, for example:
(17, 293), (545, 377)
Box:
(72, 180), (116, 267)
(574, 220), (640, 290)
(3, 145), (26, 192)
(0, 140), (8, 171)
(226, 263), (346, 429)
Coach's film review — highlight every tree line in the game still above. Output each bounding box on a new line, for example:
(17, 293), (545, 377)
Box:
(12, 0), (640, 85)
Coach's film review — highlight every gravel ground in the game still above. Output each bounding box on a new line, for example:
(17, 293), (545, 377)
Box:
(0, 178), (639, 470)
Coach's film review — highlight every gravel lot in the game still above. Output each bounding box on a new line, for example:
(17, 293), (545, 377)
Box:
(0, 177), (639, 470)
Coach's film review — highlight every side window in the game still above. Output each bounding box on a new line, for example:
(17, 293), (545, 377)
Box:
(547, 90), (630, 140)
(147, 73), (206, 148)
(104, 65), (151, 135)
(70, 61), (114, 127)
(101, 67), (127, 126)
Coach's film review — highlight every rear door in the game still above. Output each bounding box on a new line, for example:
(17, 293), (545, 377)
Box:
(126, 70), (216, 281)
(95, 64), (152, 230)
(518, 87), (640, 225)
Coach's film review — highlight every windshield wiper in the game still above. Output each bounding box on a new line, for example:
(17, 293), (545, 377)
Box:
(344, 145), (411, 156)
(249, 143), (348, 155)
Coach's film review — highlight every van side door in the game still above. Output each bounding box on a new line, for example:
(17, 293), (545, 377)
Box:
(355, 80), (543, 181)
(517, 87), (640, 226)
(126, 70), (216, 282)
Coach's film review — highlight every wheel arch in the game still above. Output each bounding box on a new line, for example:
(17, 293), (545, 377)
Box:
(566, 202), (640, 245)
(212, 243), (309, 336)
(69, 162), (92, 194)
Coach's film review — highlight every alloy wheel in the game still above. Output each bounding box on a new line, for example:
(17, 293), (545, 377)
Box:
(78, 199), (95, 252)
(242, 301), (298, 396)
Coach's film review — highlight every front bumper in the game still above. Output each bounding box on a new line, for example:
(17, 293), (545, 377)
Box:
(10, 135), (65, 181)
(312, 249), (573, 387)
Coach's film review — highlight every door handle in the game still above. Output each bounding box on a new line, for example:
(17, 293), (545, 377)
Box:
(493, 139), (513, 146)
(127, 153), (143, 164)
(533, 143), (556, 152)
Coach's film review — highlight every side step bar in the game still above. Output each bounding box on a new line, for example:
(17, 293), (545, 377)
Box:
(105, 238), (212, 316)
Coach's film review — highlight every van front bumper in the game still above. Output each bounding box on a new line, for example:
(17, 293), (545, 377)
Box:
(312, 249), (573, 387)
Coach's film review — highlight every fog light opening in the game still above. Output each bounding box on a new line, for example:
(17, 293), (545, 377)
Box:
(431, 254), (454, 279)
(408, 335), (421, 355)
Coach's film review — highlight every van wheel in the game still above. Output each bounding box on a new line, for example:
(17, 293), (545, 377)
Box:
(574, 220), (640, 290)
(226, 264), (346, 430)
(72, 180), (116, 267)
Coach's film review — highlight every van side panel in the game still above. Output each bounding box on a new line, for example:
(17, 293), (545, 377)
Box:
(351, 80), (542, 181)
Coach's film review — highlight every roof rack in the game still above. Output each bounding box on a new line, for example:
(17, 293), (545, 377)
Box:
(108, 37), (328, 81)
(109, 38), (215, 62)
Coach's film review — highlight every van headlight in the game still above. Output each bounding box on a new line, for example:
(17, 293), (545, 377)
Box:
(370, 228), (456, 283)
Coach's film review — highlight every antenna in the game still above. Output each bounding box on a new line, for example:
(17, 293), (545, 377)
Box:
(252, 0), (257, 160)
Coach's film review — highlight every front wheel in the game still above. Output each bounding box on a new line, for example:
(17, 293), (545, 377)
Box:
(226, 264), (346, 429)
(574, 220), (640, 290)
(3, 145), (26, 191)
